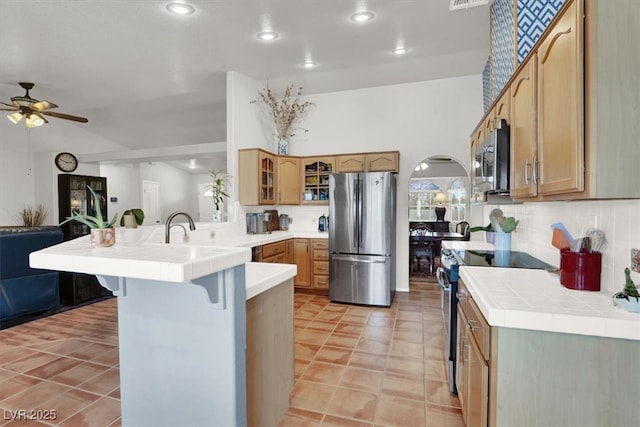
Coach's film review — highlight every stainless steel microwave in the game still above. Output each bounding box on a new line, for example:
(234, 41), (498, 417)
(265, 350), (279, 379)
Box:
(473, 119), (510, 196)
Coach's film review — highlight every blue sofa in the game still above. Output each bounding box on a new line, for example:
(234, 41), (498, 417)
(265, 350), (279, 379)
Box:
(0, 226), (63, 323)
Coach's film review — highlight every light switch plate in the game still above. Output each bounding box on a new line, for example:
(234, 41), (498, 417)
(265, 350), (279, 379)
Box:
(632, 248), (640, 273)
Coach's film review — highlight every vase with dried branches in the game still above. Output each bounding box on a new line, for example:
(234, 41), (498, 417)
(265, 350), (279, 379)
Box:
(254, 84), (315, 155)
(15, 204), (48, 227)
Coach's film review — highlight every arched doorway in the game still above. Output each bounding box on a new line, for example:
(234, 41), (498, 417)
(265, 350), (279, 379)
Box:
(408, 156), (469, 282)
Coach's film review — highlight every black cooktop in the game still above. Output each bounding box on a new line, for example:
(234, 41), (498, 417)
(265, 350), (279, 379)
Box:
(452, 249), (553, 269)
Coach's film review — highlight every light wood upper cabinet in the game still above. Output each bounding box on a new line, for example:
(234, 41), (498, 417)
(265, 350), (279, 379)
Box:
(335, 154), (365, 172)
(238, 149), (276, 205)
(276, 156), (301, 205)
(510, 0), (584, 200)
(336, 151), (399, 173)
(583, 0), (640, 198)
(302, 156), (334, 204)
(493, 87), (510, 126)
(537, 0), (584, 196)
(509, 56), (538, 198)
(366, 151), (399, 172)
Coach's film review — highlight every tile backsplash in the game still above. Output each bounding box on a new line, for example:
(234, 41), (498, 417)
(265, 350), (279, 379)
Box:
(479, 199), (640, 294)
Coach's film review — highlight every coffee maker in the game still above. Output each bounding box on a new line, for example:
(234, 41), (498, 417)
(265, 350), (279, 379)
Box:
(246, 212), (272, 234)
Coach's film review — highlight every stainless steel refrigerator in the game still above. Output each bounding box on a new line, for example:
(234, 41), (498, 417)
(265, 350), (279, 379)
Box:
(329, 172), (396, 306)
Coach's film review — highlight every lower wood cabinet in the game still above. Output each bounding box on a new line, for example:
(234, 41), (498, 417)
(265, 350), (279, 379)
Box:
(293, 238), (329, 293)
(293, 239), (311, 288)
(311, 239), (329, 290)
(246, 278), (294, 427)
(456, 279), (489, 427)
(457, 275), (640, 427)
(256, 240), (288, 263)
(253, 238), (328, 293)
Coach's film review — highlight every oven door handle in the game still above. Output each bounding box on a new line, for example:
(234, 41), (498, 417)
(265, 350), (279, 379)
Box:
(436, 267), (450, 293)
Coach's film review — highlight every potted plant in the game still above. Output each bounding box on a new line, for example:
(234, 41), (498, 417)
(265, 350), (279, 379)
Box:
(613, 268), (640, 312)
(59, 186), (118, 247)
(120, 208), (145, 229)
(488, 208), (518, 251)
(469, 223), (495, 243)
(14, 204), (48, 227)
(206, 169), (231, 222)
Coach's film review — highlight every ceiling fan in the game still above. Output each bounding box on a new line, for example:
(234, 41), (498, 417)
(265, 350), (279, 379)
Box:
(0, 82), (88, 128)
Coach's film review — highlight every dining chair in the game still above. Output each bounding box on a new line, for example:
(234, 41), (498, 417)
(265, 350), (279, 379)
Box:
(456, 221), (470, 241)
(410, 224), (434, 273)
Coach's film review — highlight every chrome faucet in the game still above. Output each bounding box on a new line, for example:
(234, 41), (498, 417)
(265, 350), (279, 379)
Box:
(165, 212), (196, 243)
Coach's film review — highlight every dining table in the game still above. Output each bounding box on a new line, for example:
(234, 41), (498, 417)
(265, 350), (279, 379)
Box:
(410, 230), (464, 274)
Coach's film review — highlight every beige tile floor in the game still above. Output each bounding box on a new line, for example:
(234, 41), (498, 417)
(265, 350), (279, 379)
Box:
(0, 278), (462, 427)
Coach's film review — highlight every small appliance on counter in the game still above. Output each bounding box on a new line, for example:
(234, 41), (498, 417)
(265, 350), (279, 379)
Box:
(318, 214), (329, 232)
(246, 212), (272, 234)
(279, 214), (291, 231)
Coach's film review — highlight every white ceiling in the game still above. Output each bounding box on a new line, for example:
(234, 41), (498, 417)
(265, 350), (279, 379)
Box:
(0, 0), (489, 174)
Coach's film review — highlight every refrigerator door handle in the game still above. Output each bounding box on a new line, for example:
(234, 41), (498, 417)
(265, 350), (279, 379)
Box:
(354, 177), (360, 248)
(356, 177), (363, 249)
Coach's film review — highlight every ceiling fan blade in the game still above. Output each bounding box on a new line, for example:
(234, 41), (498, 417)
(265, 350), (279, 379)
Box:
(41, 111), (88, 123)
(32, 100), (58, 111)
(0, 107), (19, 112)
(0, 101), (18, 109)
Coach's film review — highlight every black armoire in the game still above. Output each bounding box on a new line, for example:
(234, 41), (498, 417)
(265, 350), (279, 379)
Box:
(57, 174), (112, 305)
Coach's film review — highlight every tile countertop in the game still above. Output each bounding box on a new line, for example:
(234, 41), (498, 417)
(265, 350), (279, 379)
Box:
(457, 261), (640, 342)
(245, 262), (297, 300)
(30, 224), (311, 292)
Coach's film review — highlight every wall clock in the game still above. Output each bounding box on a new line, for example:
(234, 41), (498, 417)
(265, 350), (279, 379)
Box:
(55, 152), (78, 172)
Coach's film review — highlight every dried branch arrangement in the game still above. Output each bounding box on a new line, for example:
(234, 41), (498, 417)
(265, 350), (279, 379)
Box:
(255, 84), (315, 139)
(16, 204), (48, 227)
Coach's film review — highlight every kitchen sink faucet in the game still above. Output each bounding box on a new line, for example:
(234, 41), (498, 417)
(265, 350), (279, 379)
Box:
(165, 212), (196, 243)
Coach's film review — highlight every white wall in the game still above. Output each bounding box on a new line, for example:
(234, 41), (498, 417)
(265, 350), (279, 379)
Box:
(101, 164), (141, 225)
(138, 162), (193, 223)
(227, 71), (484, 291)
(478, 200), (640, 295)
(0, 107), (130, 225)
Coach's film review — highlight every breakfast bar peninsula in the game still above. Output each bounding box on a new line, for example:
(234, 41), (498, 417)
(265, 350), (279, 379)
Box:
(30, 229), (296, 427)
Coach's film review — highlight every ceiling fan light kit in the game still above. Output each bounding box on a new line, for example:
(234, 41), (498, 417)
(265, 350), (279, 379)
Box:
(1, 82), (88, 128)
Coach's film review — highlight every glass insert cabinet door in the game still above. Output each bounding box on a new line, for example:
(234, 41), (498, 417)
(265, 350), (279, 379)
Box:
(259, 153), (275, 203)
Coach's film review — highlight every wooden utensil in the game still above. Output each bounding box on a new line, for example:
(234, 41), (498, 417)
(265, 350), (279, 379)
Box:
(552, 228), (570, 250)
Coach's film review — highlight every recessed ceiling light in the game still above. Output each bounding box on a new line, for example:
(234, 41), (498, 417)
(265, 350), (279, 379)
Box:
(301, 60), (316, 69)
(350, 11), (375, 23)
(257, 31), (279, 41)
(166, 2), (195, 15)
(392, 47), (409, 55)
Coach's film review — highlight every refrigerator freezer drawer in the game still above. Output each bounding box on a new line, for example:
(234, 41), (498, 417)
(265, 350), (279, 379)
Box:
(329, 254), (394, 306)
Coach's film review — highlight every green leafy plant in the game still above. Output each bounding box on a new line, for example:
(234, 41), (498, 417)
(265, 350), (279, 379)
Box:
(469, 223), (494, 233)
(489, 208), (519, 233)
(119, 208), (145, 226)
(59, 186), (118, 229)
(623, 268), (639, 298)
(206, 170), (232, 211)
